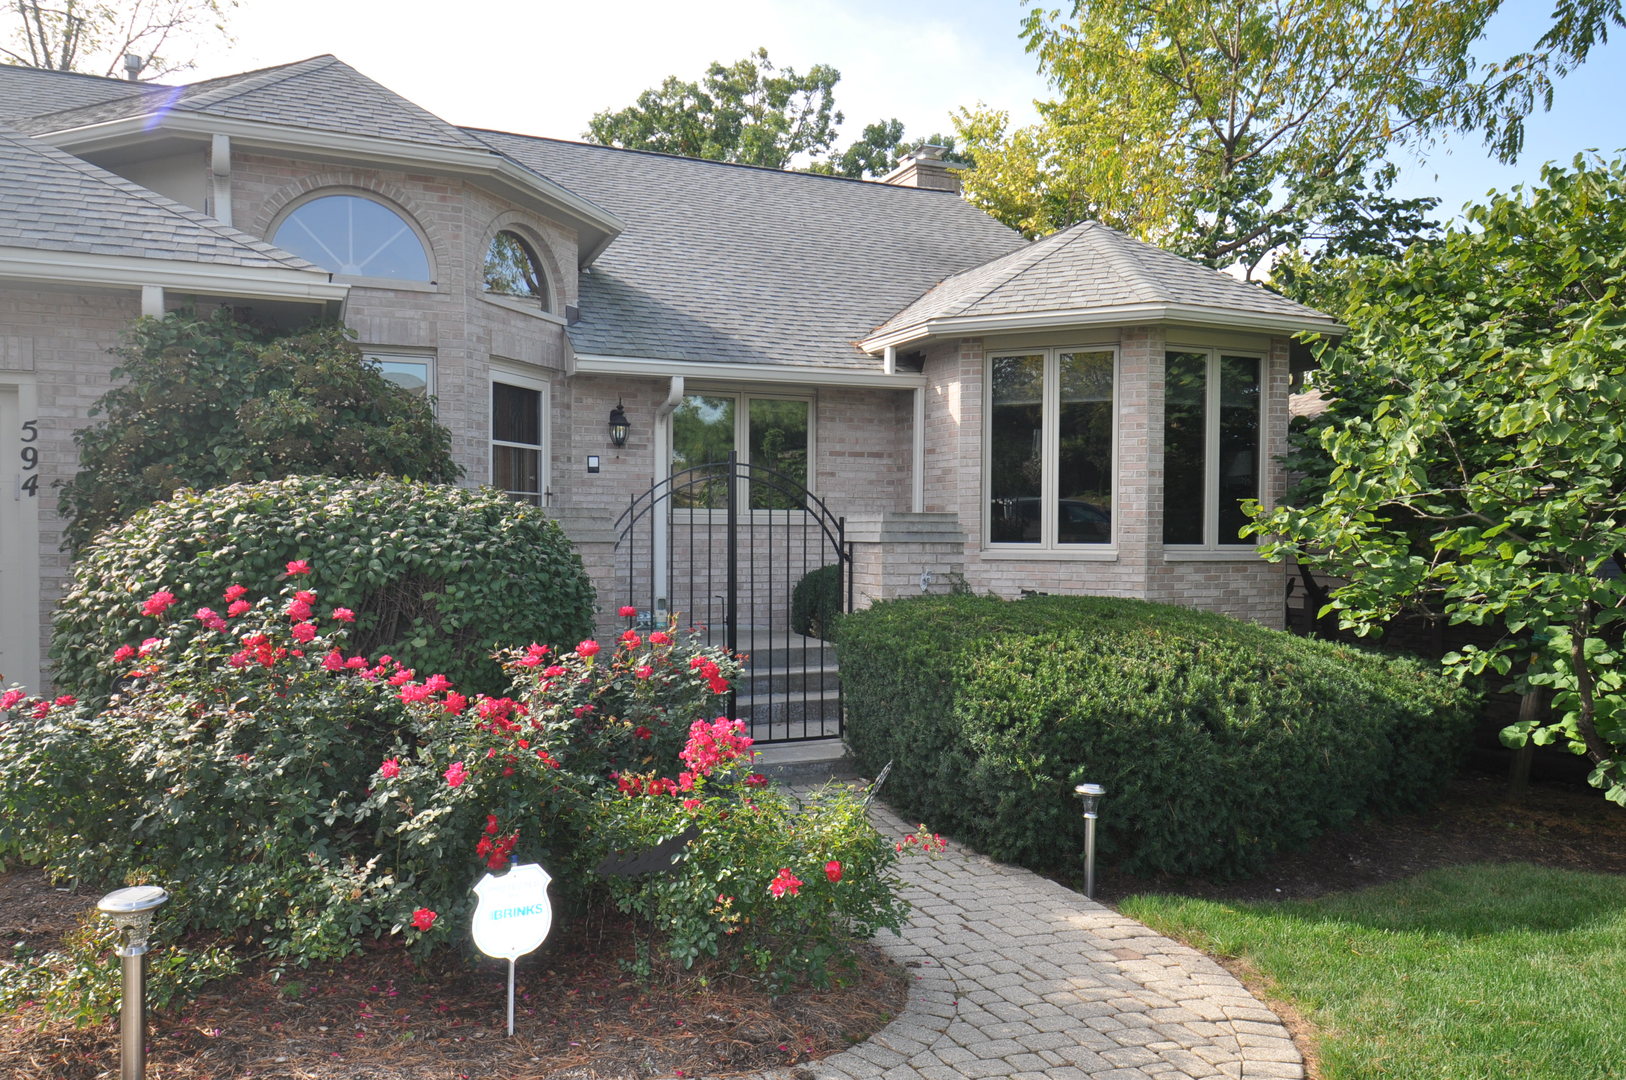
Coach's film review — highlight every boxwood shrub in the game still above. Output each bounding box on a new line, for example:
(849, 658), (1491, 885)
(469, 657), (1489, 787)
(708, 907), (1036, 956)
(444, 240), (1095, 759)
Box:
(52, 475), (594, 700)
(837, 593), (1479, 879)
(791, 563), (842, 639)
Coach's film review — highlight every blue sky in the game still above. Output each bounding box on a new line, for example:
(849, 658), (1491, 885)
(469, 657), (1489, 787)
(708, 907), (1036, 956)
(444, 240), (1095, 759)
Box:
(196, 0), (1623, 224)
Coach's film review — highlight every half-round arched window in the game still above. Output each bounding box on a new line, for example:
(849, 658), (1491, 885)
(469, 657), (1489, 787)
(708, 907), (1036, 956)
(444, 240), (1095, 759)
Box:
(272, 194), (431, 281)
(483, 230), (551, 309)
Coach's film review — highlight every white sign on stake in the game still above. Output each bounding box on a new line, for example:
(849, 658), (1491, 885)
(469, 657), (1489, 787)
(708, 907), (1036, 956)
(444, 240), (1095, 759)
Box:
(471, 860), (553, 1036)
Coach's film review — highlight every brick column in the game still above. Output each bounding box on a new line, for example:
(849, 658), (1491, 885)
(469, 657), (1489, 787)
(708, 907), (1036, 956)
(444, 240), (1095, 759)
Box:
(845, 512), (966, 609)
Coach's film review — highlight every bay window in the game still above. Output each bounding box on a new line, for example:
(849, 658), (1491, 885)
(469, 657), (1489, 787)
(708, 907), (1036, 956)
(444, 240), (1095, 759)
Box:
(1162, 349), (1261, 547)
(986, 348), (1115, 547)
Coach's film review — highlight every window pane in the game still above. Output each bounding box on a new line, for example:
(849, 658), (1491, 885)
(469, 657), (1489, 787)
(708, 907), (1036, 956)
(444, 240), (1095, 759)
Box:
(1057, 351), (1114, 544)
(493, 445), (541, 504)
(492, 382), (541, 445)
(376, 359), (429, 396)
(1163, 352), (1208, 545)
(672, 395), (734, 509)
(484, 230), (549, 307)
(274, 195), (430, 280)
(1217, 355), (1261, 545)
(989, 355), (1044, 544)
(748, 398), (809, 509)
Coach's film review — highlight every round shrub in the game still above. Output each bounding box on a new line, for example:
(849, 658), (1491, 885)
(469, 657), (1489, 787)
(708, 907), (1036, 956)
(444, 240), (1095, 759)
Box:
(837, 593), (1480, 880)
(51, 476), (594, 700)
(790, 563), (842, 639)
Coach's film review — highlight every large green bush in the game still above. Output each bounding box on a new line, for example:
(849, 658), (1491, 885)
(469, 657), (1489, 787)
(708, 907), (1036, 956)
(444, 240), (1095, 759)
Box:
(51, 476), (594, 700)
(58, 310), (460, 552)
(837, 594), (1479, 879)
(790, 563), (842, 639)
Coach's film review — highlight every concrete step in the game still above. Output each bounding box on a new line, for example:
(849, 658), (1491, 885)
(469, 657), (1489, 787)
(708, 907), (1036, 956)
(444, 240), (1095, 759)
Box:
(737, 665), (841, 695)
(751, 737), (856, 784)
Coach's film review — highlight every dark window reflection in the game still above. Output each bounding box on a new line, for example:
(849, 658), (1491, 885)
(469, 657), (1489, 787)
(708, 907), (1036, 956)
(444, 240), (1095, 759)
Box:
(1162, 352), (1207, 544)
(1217, 355), (1260, 544)
(671, 395), (734, 509)
(748, 399), (808, 509)
(492, 381), (542, 504)
(1057, 351), (1113, 544)
(989, 355), (1044, 544)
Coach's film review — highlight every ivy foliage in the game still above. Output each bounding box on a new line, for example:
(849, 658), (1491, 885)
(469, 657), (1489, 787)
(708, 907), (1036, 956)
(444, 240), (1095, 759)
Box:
(51, 476), (593, 701)
(1250, 154), (1626, 804)
(58, 310), (460, 552)
(837, 594), (1476, 879)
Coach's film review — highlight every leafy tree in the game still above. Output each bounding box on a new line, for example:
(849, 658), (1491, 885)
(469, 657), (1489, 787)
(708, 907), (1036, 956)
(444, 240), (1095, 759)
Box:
(810, 122), (971, 180)
(1, 0), (235, 80)
(586, 47), (842, 170)
(1248, 155), (1626, 804)
(58, 310), (460, 551)
(956, 0), (1622, 275)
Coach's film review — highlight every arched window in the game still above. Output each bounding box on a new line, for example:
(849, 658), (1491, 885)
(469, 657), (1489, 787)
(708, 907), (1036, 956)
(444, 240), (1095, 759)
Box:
(272, 194), (431, 281)
(483, 230), (550, 309)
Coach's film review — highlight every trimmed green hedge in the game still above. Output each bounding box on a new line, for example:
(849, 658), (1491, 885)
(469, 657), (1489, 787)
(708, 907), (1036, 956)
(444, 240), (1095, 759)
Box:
(837, 594), (1478, 879)
(52, 476), (595, 701)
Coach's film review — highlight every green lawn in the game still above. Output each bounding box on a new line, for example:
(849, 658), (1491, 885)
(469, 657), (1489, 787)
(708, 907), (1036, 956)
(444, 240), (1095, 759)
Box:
(1120, 863), (1626, 1080)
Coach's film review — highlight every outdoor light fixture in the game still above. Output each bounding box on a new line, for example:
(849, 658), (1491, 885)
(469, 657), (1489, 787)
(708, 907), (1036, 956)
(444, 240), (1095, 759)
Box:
(98, 885), (169, 1080)
(1074, 783), (1106, 899)
(608, 400), (630, 447)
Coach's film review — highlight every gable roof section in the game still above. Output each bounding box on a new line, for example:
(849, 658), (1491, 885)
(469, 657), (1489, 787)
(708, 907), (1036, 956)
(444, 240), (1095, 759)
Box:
(13, 56), (490, 150)
(0, 65), (152, 123)
(866, 220), (1341, 349)
(471, 131), (1027, 370)
(0, 122), (342, 299)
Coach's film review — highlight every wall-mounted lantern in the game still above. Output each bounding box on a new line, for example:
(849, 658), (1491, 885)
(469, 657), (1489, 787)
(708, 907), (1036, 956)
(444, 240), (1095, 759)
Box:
(608, 400), (630, 448)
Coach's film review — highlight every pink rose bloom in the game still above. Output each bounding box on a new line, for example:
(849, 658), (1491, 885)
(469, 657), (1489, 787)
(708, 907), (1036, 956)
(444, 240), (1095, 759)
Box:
(140, 590), (176, 617)
(443, 761), (468, 787)
(379, 758), (400, 779)
(290, 621), (317, 644)
(0, 689), (26, 711)
(618, 605), (638, 617)
(410, 907), (436, 932)
(577, 639), (601, 658)
(226, 600), (251, 617)
(330, 607), (355, 623)
(223, 584), (248, 602)
(768, 868), (802, 898)
(825, 860), (843, 883)
(112, 645), (137, 663)
(285, 560), (312, 576)
(649, 631), (672, 645)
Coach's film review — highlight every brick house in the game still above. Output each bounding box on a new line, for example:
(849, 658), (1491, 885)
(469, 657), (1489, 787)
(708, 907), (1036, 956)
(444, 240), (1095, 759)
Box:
(0, 56), (1338, 695)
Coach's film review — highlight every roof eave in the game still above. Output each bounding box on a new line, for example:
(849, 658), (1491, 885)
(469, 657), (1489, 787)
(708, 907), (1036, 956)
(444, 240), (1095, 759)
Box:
(573, 353), (927, 389)
(35, 113), (625, 267)
(0, 245), (349, 301)
(861, 302), (1346, 353)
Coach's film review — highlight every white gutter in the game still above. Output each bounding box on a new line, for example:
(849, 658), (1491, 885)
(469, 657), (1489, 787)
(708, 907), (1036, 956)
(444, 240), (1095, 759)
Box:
(861, 302), (1345, 353)
(0, 246), (347, 301)
(573, 353), (927, 389)
(37, 113), (626, 266)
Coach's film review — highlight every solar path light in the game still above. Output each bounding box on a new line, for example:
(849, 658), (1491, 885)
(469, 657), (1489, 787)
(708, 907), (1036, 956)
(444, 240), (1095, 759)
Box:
(1074, 783), (1105, 899)
(97, 885), (169, 1080)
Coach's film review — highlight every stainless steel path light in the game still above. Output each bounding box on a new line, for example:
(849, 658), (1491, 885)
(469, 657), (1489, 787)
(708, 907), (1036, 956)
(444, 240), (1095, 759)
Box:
(97, 885), (169, 1080)
(1074, 783), (1105, 899)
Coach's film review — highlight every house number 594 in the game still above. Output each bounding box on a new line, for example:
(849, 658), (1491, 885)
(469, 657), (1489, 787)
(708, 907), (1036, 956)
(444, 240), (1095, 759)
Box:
(18, 419), (38, 497)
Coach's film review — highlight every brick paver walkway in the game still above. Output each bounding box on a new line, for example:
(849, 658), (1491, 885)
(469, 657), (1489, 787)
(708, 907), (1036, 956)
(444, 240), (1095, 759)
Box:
(762, 787), (1306, 1080)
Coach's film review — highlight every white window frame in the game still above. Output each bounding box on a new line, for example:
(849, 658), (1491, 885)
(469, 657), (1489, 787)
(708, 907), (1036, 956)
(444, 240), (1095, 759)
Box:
(1162, 345), (1265, 557)
(983, 346), (1119, 554)
(365, 351), (435, 405)
(489, 363), (551, 507)
(669, 390), (817, 517)
(268, 189), (438, 289)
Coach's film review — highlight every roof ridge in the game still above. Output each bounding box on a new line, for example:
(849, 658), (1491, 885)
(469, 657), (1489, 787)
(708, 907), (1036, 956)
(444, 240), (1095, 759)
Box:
(938, 222), (1097, 318)
(179, 54), (339, 110)
(1, 124), (315, 271)
(1088, 224), (1170, 301)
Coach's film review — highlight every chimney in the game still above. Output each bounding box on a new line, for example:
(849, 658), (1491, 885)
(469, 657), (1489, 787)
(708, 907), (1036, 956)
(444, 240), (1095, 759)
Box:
(123, 54), (144, 81)
(881, 144), (962, 193)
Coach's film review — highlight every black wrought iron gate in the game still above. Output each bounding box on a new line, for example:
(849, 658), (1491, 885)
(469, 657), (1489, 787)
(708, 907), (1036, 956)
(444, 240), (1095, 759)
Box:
(613, 453), (851, 743)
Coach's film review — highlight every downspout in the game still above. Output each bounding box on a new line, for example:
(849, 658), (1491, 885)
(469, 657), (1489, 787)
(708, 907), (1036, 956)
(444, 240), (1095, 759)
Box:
(209, 134), (232, 227)
(912, 385), (925, 513)
(652, 375), (685, 624)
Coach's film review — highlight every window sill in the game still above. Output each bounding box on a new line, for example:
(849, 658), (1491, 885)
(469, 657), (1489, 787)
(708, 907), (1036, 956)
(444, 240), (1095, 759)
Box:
(981, 546), (1119, 562)
(1163, 547), (1266, 562)
(337, 275), (440, 293)
(479, 293), (566, 325)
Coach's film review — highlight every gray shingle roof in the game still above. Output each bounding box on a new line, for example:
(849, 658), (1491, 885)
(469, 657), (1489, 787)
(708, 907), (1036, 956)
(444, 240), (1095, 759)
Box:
(16, 55), (489, 151)
(0, 122), (322, 271)
(469, 131), (1027, 369)
(0, 65), (153, 122)
(872, 220), (1335, 339)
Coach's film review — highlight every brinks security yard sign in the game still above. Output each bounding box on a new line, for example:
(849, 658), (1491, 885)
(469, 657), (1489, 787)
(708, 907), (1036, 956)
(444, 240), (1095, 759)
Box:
(472, 861), (553, 1035)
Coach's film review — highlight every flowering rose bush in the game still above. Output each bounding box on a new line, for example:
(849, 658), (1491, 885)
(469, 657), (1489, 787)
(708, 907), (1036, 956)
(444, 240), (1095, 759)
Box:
(1, 568), (737, 971)
(593, 723), (910, 990)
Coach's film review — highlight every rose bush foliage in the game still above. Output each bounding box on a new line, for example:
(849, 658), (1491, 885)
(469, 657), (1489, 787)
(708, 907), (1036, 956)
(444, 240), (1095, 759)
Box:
(3, 568), (918, 1007)
(51, 476), (594, 701)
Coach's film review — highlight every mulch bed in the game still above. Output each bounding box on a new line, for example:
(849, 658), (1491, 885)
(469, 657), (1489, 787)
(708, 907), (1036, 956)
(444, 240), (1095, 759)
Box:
(0, 881), (907, 1080)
